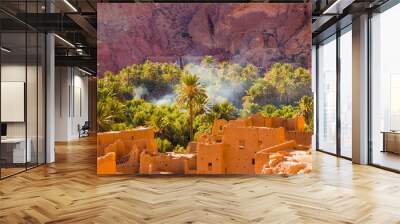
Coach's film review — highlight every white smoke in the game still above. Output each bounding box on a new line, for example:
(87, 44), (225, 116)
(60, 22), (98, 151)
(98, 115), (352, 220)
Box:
(133, 61), (250, 108)
(133, 86), (149, 99)
(184, 64), (248, 107)
(152, 93), (176, 105)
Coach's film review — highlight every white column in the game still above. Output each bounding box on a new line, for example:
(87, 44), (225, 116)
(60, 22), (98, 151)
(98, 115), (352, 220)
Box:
(46, 32), (55, 163)
(352, 14), (369, 164)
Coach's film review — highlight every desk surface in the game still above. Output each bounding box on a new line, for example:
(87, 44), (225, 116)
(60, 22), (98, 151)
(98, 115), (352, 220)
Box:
(1, 138), (27, 143)
(381, 131), (400, 134)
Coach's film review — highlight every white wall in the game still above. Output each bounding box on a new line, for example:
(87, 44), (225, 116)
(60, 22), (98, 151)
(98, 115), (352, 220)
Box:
(1, 63), (46, 164)
(1, 65), (26, 139)
(55, 67), (89, 141)
(1, 64), (41, 138)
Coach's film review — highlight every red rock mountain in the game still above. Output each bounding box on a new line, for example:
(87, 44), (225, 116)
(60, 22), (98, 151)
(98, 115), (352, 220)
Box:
(97, 3), (312, 76)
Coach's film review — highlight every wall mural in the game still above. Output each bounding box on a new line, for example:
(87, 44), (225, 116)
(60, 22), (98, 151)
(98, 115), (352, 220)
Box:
(97, 3), (313, 175)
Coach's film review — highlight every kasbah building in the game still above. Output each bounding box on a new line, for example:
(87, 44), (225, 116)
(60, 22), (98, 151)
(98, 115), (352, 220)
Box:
(97, 114), (313, 175)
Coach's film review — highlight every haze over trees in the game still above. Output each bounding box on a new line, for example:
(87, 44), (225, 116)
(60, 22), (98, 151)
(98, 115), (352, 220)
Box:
(97, 56), (313, 152)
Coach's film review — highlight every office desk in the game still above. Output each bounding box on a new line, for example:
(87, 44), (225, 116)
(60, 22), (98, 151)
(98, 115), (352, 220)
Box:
(381, 131), (400, 154)
(1, 138), (31, 164)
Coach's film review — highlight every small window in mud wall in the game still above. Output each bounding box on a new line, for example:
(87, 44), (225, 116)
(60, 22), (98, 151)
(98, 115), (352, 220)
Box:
(239, 140), (245, 149)
(208, 162), (212, 171)
(219, 125), (223, 131)
(252, 158), (255, 165)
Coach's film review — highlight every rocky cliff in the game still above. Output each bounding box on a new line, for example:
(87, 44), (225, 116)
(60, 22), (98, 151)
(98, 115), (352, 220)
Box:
(97, 3), (311, 76)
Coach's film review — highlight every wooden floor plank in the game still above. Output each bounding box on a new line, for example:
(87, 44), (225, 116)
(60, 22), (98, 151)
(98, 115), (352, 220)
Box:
(0, 137), (399, 224)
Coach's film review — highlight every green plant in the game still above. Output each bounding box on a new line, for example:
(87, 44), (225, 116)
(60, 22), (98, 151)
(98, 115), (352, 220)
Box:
(156, 138), (173, 153)
(176, 73), (208, 141)
(173, 145), (186, 154)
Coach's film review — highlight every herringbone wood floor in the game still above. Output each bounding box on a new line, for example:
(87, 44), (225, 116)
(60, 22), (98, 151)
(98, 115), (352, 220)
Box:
(1, 137), (400, 224)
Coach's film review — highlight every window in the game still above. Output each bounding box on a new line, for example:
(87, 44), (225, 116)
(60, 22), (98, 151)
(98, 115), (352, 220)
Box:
(370, 3), (400, 171)
(239, 140), (245, 149)
(340, 26), (352, 158)
(317, 35), (337, 154)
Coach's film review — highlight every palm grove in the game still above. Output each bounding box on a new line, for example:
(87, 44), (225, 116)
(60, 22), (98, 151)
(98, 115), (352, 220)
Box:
(97, 56), (313, 153)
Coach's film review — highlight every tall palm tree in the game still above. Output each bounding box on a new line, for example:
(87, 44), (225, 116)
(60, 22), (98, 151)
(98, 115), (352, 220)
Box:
(97, 100), (114, 132)
(176, 73), (207, 141)
(298, 95), (313, 126)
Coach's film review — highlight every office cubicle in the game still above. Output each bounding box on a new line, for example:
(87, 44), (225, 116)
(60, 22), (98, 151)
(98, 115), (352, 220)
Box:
(0, 1), (46, 179)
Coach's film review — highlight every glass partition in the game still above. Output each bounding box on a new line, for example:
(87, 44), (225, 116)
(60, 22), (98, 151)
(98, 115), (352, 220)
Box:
(317, 35), (337, 154)
(1, 30), (28, 177)
(0, 2), (46, 179)
(38, 32), (45, 165)
(27, 30), (38, 169)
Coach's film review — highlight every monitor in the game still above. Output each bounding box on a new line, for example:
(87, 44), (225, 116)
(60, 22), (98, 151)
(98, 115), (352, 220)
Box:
(1, 123), (7, 137)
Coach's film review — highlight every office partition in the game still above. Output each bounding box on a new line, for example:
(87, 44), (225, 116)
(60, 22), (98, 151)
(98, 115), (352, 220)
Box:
(0, 1), (47, 179)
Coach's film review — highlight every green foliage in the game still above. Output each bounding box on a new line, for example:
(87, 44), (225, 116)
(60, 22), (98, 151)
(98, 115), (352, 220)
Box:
(156, 138), (173, 153)
(176, 73), (208, 141)
(259, 104), (299, 119)
(243, 78), (279, 106)
(97, 96), (127, 132)
(101, 60), (184, 101)
(298, 95), (314, 131)
(201, 55), (216, 66)
(97, 57), (314, 150)
(185, 56), (258, 107)
(260, 104), (277, 117)
(125, 99), (190, 147)
(97, 71), (133, 101)
(265, 63), (311, 104)
(111, 123), (129, 131)
(241, 102), (261, 117)
(175, 73), (208, 112)
(298, 95), (313, 124)
(194, 101), (239, 138)
(208, 101), (239, 121)
(271, 105), (298, 119)
(243, 63), (311, 107)
(173, 145), (186, 154)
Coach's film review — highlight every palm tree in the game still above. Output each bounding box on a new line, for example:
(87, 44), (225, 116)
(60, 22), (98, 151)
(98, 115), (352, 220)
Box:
(97, 96), (127, 132)
(97, 100), (114, 132)
(298, 95), (313, 126)
(176, 73), (208, 141)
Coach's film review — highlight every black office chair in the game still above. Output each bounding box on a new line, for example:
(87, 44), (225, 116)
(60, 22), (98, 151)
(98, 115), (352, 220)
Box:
(79, 121), (90, 138)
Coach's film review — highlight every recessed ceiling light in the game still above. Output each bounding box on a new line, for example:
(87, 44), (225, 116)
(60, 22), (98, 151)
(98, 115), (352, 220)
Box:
(63, 0), (78, 12)
(78, 67), (93, 76)
(1, 47), (11, 53)
(323, 0), (355, 15)
(54, 34), (75, 48)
